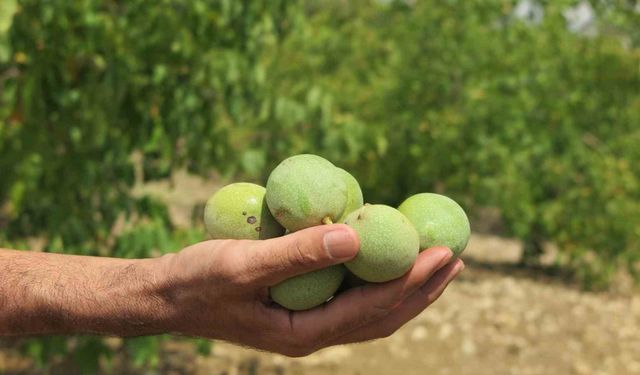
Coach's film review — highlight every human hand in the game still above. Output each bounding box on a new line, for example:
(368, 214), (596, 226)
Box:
(155, 223), (464, 357)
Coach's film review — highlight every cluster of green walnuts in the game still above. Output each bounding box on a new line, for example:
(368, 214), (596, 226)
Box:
(204, 154), (470, 311)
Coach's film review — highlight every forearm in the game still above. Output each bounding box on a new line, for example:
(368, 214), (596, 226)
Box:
(0, 249), (174, 337)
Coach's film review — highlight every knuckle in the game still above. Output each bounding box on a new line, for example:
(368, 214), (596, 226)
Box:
(233, 271), (255, 287)
(287, 241), (318, 268)
(219, 241), (256, 285)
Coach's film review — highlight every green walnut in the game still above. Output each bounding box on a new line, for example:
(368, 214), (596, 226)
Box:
(203, 183), (285, 240)
(398, 193), (470, 256)
(270, 265), (346, 311)
(336, 168), (364, 222)
(266, 154), (347, 232)
(343, 204), (419, 282)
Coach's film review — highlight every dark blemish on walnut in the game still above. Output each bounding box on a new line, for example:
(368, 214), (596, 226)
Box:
(255, 226), (262, 232)
(242, 211), (247, 215)
(247, 216), (257, 224)
(275, 208), (290, 218)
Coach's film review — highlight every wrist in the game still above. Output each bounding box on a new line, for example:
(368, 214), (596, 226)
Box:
(145, 253), (182, 334)
(146, 251), (206, 337)
(99, 255), (179, 336)
(146, 246), (229, 340)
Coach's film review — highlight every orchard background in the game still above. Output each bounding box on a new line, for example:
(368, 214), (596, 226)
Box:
(0, 0), (639, 373)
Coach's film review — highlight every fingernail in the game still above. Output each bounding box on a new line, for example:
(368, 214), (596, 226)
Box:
(324, 230), (358, 259)
(454, 261), (465, 275)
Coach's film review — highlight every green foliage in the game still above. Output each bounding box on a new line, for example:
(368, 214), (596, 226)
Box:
(22, 336), (69, 369)
(0, 0), (639, 371)
(125, 336), (162, 369)
(73, 337), (113, 374)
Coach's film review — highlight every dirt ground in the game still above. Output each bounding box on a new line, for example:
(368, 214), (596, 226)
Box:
(1, 172), (639, 375)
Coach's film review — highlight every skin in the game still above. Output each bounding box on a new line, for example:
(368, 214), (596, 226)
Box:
(0, 224), (464, 357)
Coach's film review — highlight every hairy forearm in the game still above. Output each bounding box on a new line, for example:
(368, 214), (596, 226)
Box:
(0, 249), (174, 337)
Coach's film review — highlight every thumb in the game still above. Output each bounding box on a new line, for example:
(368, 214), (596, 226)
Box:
(245, 224), (359, 285)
